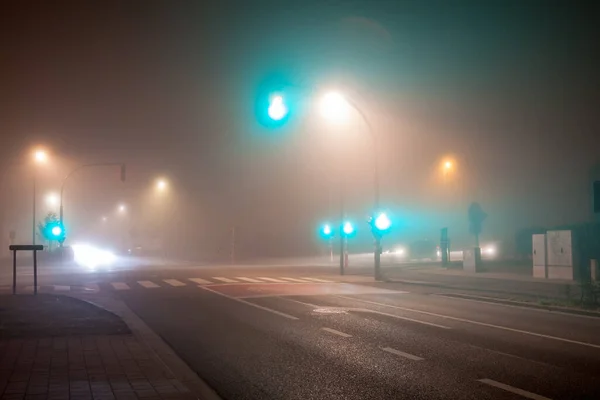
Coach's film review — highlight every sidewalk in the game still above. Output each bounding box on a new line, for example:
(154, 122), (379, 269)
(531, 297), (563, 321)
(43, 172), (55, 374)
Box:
(0, 294), (214, 400)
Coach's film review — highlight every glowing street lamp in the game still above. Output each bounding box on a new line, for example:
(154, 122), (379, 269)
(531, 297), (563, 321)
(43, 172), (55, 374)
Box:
(33, 149), (48, 164)
(319, 91), (351, 124)
(156, 178), (168, 192)
(45, 192), (59, 207)
(118, 204), (126, 214)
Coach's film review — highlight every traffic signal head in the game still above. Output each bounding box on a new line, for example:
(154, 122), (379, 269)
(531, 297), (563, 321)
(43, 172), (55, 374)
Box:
(342, 221), (355, 237)
(370, 212), (391, 237)
(268, 95), (288, 121)
(44, 221), (66, 242)
(320, 223), (334, 240)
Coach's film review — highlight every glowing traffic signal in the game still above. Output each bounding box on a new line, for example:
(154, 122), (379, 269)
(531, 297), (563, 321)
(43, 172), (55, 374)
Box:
(370, 212), (391, 237)
(320, 223), (334, 240)
(43, 221), (66, 242)
(268, 95), (288, 121)
(342, 221), (355, 237)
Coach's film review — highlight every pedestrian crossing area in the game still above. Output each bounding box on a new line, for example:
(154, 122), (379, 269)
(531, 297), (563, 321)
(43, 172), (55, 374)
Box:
(0, 276), (337, 294)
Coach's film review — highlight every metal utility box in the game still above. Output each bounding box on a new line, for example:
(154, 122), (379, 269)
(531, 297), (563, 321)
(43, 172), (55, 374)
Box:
(546, 230), (575, 280)
(532, 234), (547, 278)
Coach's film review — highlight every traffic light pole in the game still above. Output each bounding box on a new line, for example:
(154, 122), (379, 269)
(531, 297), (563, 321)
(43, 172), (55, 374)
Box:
(339, 173), (345, 276)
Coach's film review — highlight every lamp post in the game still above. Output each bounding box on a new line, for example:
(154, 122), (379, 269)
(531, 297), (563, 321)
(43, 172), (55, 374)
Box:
(318, 91), (382, 279)
(32, 149), (48, 245)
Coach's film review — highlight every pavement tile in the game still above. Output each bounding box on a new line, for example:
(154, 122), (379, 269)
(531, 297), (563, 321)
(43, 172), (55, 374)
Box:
(168, 381), (190, 394)
(1, 394), (25, 400)
(24, 386), (47, 395)
(24, 394), (47, 400)
(134, 390), (158, 399)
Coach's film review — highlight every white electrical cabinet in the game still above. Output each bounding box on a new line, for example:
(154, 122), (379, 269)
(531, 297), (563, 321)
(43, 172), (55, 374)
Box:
(532, 234), (547, 279)
(533, 230), (574, 280)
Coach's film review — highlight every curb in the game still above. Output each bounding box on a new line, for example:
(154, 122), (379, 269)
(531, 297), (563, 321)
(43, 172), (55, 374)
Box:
(68, 293), (221, 400)
(436, 292), (600, 318)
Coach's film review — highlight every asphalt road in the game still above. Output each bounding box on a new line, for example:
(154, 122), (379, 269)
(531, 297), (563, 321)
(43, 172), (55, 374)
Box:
(2, 257), (599, 399)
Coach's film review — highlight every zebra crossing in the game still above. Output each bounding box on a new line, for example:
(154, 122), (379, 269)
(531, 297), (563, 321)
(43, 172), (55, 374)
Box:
(0, 276), (337, 294)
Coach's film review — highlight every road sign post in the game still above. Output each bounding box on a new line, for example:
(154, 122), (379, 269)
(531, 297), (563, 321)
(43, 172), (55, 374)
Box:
(9, 244), (44, 295)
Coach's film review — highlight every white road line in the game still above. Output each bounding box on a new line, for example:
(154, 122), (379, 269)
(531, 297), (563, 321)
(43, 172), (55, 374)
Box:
(478, 379), (552, 400)
(189, 278), (212, 285)
(257, 277), (287, 283)
(282, 297), (450, 329)
(236, 277), (263, 283)
(212, 277), (238, 283)
(434, 293), (600, 320)
(356, 309), (452, 329)
(53, 285), (70, 291)
(278, 277), (310, 283)
(321, 327), (352, 338)
(199, 286), (299, 320)
(163, 279), (186, 287)
(381, 347), (423, 361)
(83, 284), (99, 292)
(336, 296), (600, 349)
(138, 280), (160, 288)
(111, 282), (130, 290)
(300, 277), (333, 283)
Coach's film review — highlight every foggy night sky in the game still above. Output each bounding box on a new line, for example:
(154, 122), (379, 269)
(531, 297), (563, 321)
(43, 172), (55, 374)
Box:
(1, 1), (599, 259)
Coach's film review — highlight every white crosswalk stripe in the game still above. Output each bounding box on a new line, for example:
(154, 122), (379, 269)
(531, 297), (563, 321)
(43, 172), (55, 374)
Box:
(83, 284), (99, 292)
(138, 280), (160, 288)
(213, 277), (238, 283)
(257, 277), (287, 283)
(279, 277), (310, 283)
(111, 282), (130, 290)
(235, 277), (263, 283)
(53, 285), (70, 291)
(163, 279), (186, 287)
(189, 278), (212, 285)
(300, 277), (333, 283)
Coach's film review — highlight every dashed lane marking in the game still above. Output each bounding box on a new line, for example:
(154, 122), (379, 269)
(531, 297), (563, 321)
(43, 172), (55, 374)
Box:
(301, 277), (333, 283)
(279, 277), (310, 283)
(257, 277), (288, 283)
(212, 277), (238, 283)
(189, 278), (212, 285)
(478, 379), (552, 400)
(381, 347), (424, 361)
(111, 282), (130, 290)
(236, 277), (263, 283)
(321, 327), (352, 338)
(163, 279), (186, 287)
(138, 280), (160, 288)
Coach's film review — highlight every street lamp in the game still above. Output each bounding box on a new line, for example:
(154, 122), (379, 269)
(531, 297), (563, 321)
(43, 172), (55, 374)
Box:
(118, 204), (126, 214)
(31, 148), (49, 245)
(156, 178), (167, 192)
(318, 90), (383, 279)
(45, 192), (59, 208)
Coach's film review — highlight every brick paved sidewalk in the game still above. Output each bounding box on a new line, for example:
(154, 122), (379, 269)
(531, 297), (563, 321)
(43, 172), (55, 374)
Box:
(0, 335), (196, 400)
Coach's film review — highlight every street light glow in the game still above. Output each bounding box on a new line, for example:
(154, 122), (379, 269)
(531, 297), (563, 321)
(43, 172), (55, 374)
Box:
(156, 179), (167, 191)
(319, 91), (351, 124)
(118, 204), (126, 213)
(51, 226), (62, 236)
(268, 95), (288, 121)
(45, 193), (59, 207)
(323, 224), (332, 235)
(33, 149), (48, 164)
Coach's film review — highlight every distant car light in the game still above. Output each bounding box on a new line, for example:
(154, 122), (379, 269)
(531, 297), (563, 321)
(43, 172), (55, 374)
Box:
(72, 244), (116, 268)
(395, 248), (405, 255)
